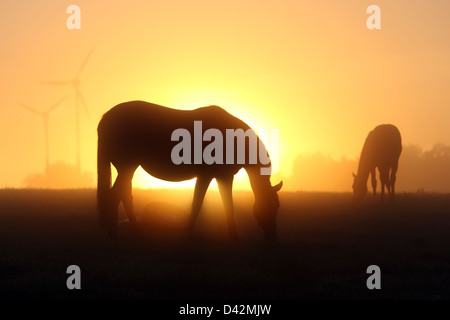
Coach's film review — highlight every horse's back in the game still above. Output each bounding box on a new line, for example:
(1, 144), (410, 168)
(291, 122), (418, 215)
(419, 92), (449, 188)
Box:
(365, 124), (402, 166)
(98, 101), (244, 132)
(372, 124), (401, 141)
(372, 124), (402, 153)
(98, 101), (183, 130)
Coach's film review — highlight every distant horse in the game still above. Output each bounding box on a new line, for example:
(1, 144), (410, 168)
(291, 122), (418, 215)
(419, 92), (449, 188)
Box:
(97, 101), (282, 240)
(352, 124), (402, 202)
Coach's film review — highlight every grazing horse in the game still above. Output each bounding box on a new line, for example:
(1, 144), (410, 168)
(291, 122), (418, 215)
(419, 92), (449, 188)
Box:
(97, 101), (282, 240)
(352, 124), (402, 202)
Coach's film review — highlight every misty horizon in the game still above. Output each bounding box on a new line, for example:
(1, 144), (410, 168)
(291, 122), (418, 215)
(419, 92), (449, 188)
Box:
(5, 142), (448, 193)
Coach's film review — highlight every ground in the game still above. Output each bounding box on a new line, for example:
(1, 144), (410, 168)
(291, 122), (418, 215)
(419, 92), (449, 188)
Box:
(0, 189), (449, 299)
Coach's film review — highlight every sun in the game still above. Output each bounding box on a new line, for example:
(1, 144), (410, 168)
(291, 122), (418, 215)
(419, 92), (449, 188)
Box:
(130, 166), (251, 190)
(131, 166), (197, 189)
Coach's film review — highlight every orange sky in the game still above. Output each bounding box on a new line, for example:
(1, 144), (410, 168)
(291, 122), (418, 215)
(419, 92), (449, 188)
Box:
(1, 0), (450, 189)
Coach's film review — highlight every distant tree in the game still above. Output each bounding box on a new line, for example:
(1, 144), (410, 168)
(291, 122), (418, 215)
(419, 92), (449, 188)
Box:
(23, 161), (94, 188)
(286, 152), (355, 192)
(287, 144), (450, 193)
(398, 144), (450, 193)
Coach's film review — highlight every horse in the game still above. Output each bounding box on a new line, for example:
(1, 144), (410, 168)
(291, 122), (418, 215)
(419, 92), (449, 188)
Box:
(352, 124), (402, 202)
(97, 101), (282, 241)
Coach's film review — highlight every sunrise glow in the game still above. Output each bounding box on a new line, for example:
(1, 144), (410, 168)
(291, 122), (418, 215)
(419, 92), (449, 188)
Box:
(1, 0), (449, 191)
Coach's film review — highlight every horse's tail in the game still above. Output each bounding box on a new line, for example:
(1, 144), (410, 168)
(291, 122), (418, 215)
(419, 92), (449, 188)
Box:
(97, 133), (111, 226)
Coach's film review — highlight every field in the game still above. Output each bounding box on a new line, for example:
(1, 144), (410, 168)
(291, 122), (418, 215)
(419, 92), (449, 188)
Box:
(1, 189), (450, 300)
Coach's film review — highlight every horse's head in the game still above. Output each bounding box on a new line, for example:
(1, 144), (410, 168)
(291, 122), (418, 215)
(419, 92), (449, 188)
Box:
(254, 181), (283, 241)
(352, 172), (367, 202)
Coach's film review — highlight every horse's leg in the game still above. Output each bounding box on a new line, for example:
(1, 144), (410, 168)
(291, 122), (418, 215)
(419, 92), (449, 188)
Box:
(379, 167), (389, 203)
(119, 167), (139, 234)
(390, 161), (399, 202)
(386, 171), (392, 196)
(217, 175), (238, 241)
(371, 167), (377, 196)
(108, 177), (122, 238)
(188, 176), (212, 234)
(111, 166), (138, 236)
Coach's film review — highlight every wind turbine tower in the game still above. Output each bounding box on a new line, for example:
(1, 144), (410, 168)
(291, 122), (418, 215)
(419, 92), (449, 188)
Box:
(19, 96), (67, 171)
(41, 48), (94, 171)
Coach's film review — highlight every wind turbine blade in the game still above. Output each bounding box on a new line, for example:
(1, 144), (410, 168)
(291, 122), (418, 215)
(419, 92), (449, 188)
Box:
(40, 81), (70, 86)
(75, 47), (94, 79)
(47, 95), (69, 113)
(18, 103), (42, 116)
(77, 89), (90, 117)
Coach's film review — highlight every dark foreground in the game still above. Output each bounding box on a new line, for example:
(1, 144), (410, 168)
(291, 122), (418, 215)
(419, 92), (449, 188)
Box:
(0, 189), (449, 299)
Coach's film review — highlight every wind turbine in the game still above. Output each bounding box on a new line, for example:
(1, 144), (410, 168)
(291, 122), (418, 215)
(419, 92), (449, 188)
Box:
(41, 48), (94, 171)
(19, 96), (67, 172)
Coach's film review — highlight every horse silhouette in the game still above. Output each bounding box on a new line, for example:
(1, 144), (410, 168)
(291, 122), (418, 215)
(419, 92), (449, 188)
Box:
(97, 101), (282, 240)
(352, 124), (402, 202)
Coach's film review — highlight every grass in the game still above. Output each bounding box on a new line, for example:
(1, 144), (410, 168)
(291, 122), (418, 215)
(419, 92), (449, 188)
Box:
(0, 189), (449, 299)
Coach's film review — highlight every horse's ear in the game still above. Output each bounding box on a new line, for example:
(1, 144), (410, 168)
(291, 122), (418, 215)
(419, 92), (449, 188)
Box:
(352, 172), (356, 178)
(273, 181), (283, 192)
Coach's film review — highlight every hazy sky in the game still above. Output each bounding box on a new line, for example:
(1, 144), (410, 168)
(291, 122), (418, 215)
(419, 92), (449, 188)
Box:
(1, 0), (450, 189)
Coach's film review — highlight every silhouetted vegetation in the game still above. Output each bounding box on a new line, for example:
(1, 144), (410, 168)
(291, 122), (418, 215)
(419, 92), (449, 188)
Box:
(287, 143), (450, 193)
(23, 162), (94, 188)
(286, 152), (355, 191)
